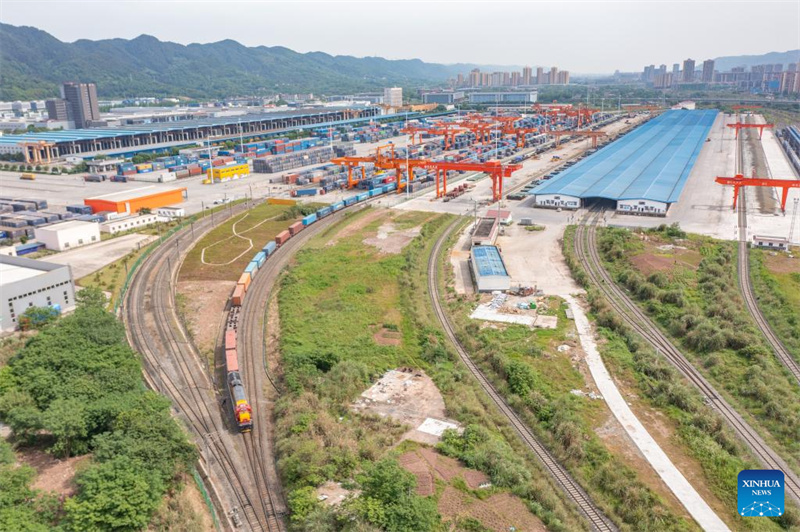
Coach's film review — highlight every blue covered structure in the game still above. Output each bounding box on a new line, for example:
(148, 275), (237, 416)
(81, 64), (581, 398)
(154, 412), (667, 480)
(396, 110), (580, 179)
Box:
(531, 109), (717, 214)
(470, 245), (511, 292)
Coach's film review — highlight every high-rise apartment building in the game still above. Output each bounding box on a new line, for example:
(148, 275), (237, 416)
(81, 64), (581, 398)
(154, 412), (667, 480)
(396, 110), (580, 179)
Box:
(469, 69), (481, 87)
(536, 67), (544, 84)
(673, 63), (680, 75)
(511, 72), (521, 86)
(702, 60), (715, 82)
(383, 87), (403, 108)
(654, 73), (674, 89)
(682, 59), (695, 82)
(60, 82), (100, 128)
(550, 66), (558, 84)
(556, 71), (570, 84)
(522, 66), (532, 85)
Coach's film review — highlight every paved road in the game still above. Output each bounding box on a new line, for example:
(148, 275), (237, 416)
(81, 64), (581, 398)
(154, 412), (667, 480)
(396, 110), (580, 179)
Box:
(45, 233), (155, 278)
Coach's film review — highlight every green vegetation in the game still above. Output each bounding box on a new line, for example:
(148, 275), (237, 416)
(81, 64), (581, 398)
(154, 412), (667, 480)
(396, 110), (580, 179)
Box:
(442, 258), (692, 528)
(275, 209), (586, 531)
(562, 225), (800, 529)
(0, 287), (197, 531)
(180, 201), (311, 282)
(749, 249), (800, 362)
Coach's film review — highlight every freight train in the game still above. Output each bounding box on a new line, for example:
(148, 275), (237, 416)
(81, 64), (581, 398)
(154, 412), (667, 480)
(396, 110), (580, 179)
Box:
(222, 182), (397, 431)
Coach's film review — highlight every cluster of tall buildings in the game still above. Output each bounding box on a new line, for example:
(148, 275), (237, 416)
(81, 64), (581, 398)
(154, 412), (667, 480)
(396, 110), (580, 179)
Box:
(640, 59), (800, 93)
(641, 59), (715, 88)
(45, 82), (101, 129)
(455, 66), (569, 88)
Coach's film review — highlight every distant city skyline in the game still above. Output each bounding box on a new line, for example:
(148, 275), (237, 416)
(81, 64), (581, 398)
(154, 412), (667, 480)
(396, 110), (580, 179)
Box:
(2, 1), (797, 73)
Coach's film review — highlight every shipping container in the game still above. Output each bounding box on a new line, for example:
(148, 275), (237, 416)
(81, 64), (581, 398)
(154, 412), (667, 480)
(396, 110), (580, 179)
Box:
(291, 188), (317, 197)
(355, 192), (369, 202)
(254, 251), (267, 268)
(225, 330), (237, 350)
(331, 202), (344, 211)
(275, 230), (291, 247)
(232, 284), (245, 306)
(238, 272), (252, 292)
(262, 241), (277, 256)
(225, 348), (239, 372)
(289, 221), (304, 236)
(316, 206), (333, 219)
(67, 205), (93, 215)
(245, 262), (258, 275)
(302, 213), (317, 226)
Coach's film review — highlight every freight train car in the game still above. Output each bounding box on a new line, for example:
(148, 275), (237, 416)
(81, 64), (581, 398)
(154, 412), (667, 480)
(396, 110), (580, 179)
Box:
(224, 310), (253, 432)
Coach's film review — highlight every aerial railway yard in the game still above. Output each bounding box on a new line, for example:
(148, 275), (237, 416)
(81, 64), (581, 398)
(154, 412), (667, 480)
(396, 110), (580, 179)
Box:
(115, 104), (800, 531)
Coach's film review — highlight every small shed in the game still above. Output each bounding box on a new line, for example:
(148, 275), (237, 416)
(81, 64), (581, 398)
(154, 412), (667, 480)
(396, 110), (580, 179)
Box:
(470, 245), (511, 292)
(752, 235), (790, 252)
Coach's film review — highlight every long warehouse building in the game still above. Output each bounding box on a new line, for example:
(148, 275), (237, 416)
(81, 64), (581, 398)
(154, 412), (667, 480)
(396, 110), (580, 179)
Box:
(531, 109), (717, 215)
(1, 106), (384, 162)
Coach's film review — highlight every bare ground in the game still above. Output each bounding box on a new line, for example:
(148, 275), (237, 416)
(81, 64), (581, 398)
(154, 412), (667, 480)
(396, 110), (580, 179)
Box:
(325, 208), (385, 247)
(438, 486), (547, 532)
(18, 448), (89, 498)
(362, 221), (422, 254)
(763, 252), (800, 274)
(177, 280), (236, 355)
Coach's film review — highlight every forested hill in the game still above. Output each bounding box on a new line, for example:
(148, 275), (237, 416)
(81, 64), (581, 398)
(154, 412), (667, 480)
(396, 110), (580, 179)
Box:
(0, 23), (476, 100)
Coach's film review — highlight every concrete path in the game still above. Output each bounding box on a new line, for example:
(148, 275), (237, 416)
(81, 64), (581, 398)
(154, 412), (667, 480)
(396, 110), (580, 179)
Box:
(46, 233), (156, 279)
(564, 294), (730, 532)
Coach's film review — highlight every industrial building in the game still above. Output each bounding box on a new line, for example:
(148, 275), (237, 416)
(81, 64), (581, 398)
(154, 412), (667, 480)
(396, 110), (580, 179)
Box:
(2, 106), (383, 162)
(752, 235), (791, 251)
(156, 206), (185, 218)
(470, 245), (511, 292)
(84, 186), (187, 214)
(100, 213), (162, 234)
(471, 217), (499, 246)
(422, 91), (466, 105)
(33, 220), (100, 251)
(0, 254), (76, 332)
(383, 87), (403, 108)
(206, 162), (250, 183)
(531, 109), (717, 215)
(468, 91), (538, 104)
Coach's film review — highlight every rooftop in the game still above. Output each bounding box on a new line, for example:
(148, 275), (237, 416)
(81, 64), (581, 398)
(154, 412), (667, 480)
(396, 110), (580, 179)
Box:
(471, 245), (509, 278)
(85, 186), (184, 202)
(531, 109), (717, 204)
(35, 220), (98, 232)
(0, 255), (66, 287)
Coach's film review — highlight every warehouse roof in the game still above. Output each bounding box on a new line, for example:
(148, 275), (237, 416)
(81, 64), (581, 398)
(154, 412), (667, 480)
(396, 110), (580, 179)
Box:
(531, 109), (717, 203)
(472, 245), (509, 277)
(0, 255), (65, 286)
(34, 220), (98, 232)
(0, 106), (411, 147)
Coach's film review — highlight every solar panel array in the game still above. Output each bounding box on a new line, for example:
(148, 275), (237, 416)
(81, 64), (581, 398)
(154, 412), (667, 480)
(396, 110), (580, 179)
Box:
(531, 109), (717, 204)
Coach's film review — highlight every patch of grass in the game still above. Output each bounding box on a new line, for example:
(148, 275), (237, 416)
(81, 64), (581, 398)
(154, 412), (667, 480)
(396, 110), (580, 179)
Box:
(562, 224), (800, 530)
(77, 246), (146, 309)
(749, 249), (800, 363)
(180, 202), (301, 282)
(275, 211), (587, 531)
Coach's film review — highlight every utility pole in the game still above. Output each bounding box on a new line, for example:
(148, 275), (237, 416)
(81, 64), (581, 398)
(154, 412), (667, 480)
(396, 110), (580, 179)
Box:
(790, 197), (799, 244)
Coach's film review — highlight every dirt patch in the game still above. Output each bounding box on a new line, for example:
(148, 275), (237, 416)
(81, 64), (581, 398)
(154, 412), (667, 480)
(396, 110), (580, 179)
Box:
(18, 448), (89, 497)
(437, 486), (547, 532)
(316, 480), (359, 507)
(326, 208), (385, 247)
(373, 327), (402, 346)
(764, 252), (800, 274)
(351, 368), (460, 445)
(398, 451), (436, 496)
(362, 222), (422, 254)
(177, 280), (235, 354)
(630, 244), (702, 276)
(179, 477), (217, 531)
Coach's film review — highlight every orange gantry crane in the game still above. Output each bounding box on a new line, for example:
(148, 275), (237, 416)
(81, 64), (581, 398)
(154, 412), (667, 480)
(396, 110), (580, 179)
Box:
(727, 122), (774, 139)
(716, 174), (800, 212)
(732, 105), (764, 111)
(333, 144), (522, 202)
(401, 124), (466, 149)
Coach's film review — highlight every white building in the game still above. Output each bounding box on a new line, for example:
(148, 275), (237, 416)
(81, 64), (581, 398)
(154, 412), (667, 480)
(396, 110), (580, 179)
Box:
(156, 206), (185, 219)
(383, 87), (403, 108)
(100, 213), (163, 234)
(616, 199), (668, 216)
(752, 235), (790, 251)
(34, 220), (100, 251)
(1, 254), (76, 331)
(533, 194), (581, 210)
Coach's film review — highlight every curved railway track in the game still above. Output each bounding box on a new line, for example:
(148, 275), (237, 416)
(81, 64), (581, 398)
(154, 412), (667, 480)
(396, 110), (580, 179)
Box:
(573, 209), (800, 505)
(735, 116), (800, 386)
(428, 219), (618, 532)
(125, 202), (283, 532)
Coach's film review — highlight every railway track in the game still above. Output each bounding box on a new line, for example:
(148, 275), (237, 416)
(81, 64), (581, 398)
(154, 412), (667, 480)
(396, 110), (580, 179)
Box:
(125, 201), (283, 532)
(427, 219), (618, 532)
(573, 208), (800, 505)
(735, 116), (800, 386)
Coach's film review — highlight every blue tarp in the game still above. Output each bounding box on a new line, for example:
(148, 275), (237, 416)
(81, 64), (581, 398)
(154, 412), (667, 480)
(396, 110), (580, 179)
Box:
(472, 245), (509, 277)
(531, 109), (717, 203)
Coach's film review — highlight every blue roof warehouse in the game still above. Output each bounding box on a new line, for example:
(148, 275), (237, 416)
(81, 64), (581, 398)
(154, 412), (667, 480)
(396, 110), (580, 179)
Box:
(470, 245), (511, 292)
(530, 109), (717, 216)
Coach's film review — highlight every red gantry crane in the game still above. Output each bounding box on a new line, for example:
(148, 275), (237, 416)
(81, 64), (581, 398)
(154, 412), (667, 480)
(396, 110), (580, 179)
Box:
(727, 122), (774, 139)
(548, 129), (608, 148)
(716, 174), (800, 212)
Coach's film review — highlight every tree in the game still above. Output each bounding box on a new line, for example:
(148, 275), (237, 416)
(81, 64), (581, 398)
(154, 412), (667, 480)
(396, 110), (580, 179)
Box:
(0, 390), (42, 442)
(139, 207), (152, 215)
(42, 398), (89, 458)
(360, 459), (415, 502)
(75, 286), (108, 308)
(64, 458), (164, 532)
(18, 306), (58, 331)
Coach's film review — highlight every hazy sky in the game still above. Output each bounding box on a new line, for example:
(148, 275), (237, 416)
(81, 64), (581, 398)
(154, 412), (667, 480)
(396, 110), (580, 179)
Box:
(2, 1), (798, 73)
